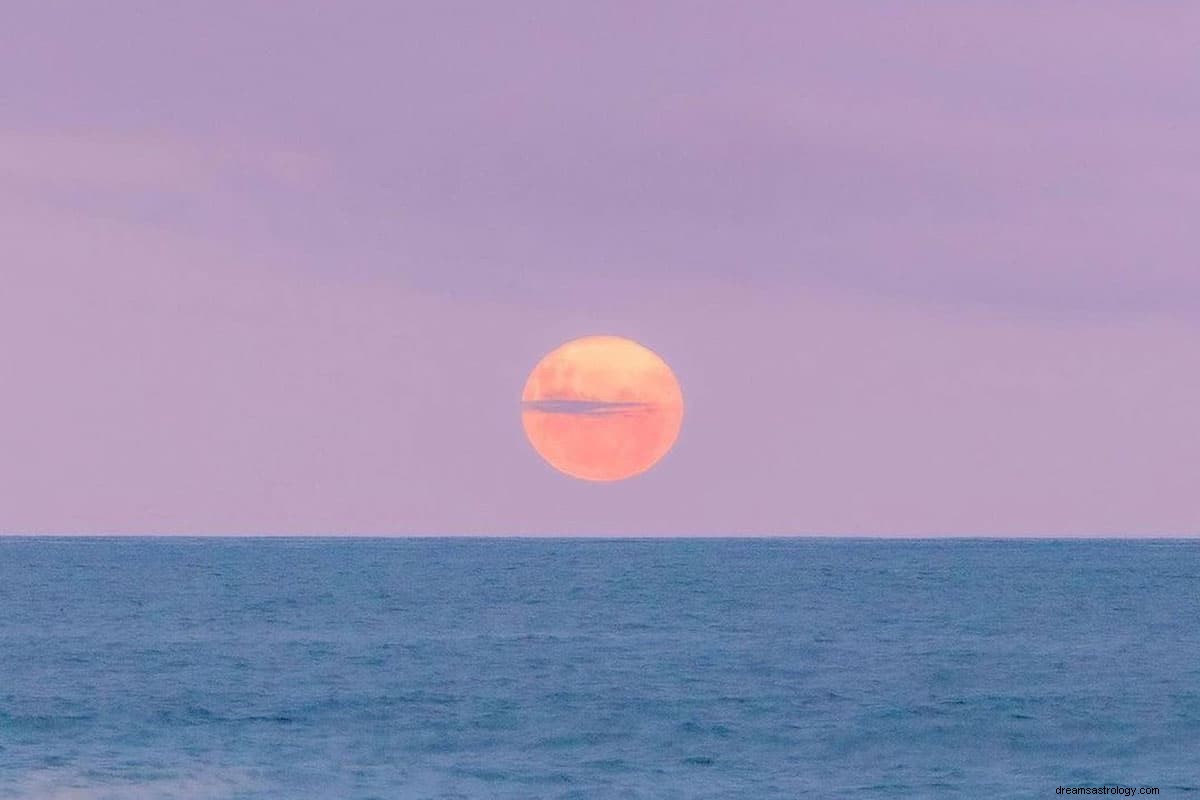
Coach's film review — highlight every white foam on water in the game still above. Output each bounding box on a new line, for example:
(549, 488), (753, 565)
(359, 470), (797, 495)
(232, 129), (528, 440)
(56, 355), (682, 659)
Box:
(4, 767), (259, 800)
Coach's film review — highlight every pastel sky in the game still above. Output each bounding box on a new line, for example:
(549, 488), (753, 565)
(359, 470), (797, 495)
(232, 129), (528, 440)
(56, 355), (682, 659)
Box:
(3, 3), (1199, 535)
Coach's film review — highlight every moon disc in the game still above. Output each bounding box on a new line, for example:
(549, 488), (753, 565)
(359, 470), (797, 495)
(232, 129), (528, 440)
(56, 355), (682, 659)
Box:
(521, 336), (684, 481)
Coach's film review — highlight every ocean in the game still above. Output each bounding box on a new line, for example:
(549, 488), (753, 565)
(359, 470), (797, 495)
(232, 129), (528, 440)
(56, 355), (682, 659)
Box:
(1, 538), (1197, 798)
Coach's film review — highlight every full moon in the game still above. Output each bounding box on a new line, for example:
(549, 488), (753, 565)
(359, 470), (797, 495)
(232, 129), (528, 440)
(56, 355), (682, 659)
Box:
(521, 336), (684, 482)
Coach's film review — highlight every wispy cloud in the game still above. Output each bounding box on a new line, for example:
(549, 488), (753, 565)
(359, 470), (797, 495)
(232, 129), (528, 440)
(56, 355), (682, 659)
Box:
(522, 399), (658, 416)
(0, 130), (330, 194)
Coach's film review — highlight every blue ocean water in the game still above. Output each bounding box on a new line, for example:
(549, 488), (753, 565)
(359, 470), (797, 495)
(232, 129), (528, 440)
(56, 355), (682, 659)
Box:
(1, 538), (1197, 799)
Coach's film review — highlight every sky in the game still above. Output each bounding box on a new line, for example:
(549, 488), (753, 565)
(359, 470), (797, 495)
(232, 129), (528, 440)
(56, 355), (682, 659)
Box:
(3, 2), (1199, 536)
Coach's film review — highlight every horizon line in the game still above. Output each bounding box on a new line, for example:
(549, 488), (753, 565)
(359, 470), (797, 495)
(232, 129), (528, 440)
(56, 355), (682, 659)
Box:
(1, 532), (1198, 541)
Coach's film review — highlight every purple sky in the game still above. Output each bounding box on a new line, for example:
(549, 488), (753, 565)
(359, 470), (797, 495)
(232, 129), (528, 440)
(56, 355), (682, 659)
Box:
(3, 3), (1199, 535)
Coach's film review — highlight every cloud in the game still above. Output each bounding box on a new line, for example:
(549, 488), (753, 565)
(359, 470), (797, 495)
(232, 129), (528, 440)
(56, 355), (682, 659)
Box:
(3, 4), (1197, 312)
(0, 130), (330, 194)
(0, 128), (337, 273)
(521, 400), (658, 416)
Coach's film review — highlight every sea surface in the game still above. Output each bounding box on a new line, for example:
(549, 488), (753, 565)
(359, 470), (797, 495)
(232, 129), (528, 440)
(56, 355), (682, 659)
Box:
(1, 538), (1197, 799)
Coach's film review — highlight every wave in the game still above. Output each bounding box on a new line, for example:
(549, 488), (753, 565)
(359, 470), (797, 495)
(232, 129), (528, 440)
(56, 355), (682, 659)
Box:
(3, 767), (257, 800)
